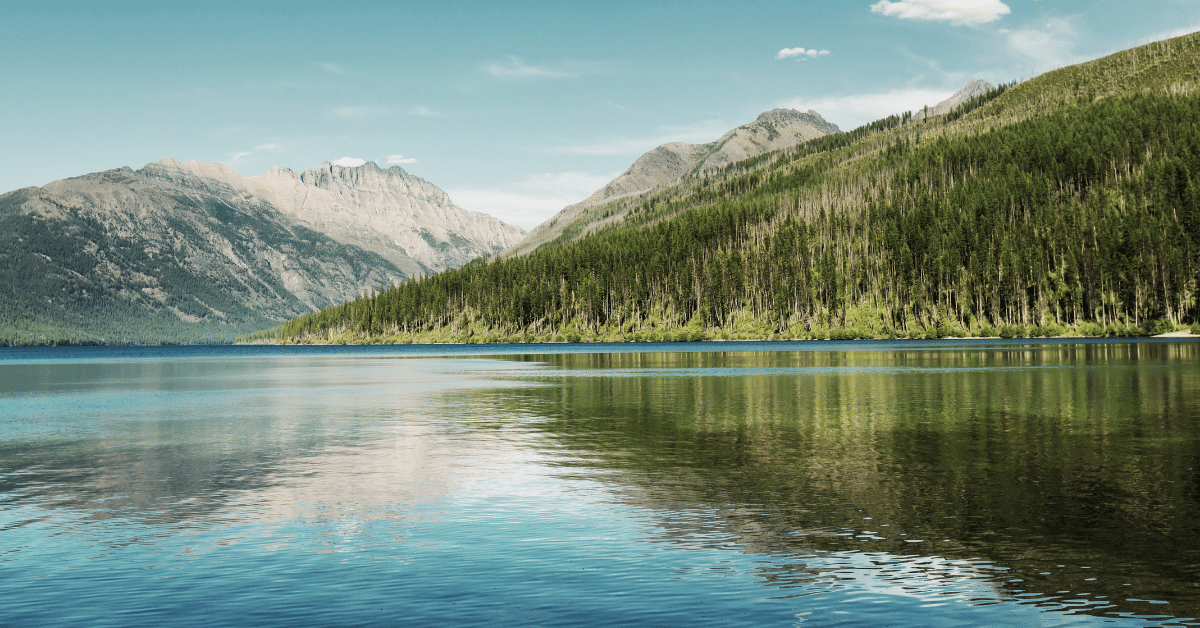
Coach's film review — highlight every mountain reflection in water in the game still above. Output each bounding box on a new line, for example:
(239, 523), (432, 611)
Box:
(0, 341), (1197, 627)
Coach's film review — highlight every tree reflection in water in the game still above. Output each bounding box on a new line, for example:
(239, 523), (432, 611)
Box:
(489, 341), (1200, 622)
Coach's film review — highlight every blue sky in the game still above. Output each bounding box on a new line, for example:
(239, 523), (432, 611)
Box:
(2, 1), (1197, 229)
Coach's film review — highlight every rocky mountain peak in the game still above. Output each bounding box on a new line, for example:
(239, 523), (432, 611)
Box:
(503, 107), (841, 257)
(741, 108), (841, 140)
(143, 157), (246, 191)
(246, 160), (525, 272)
(754, 108), (831, 126)
(756, 108), (793, 121)
(958, 79), (994, 96)
(137, 156), (525, 274)
(911, 79), (997, 122)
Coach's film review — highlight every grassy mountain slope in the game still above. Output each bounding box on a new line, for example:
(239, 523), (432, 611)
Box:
(260, 32), (1200, 344)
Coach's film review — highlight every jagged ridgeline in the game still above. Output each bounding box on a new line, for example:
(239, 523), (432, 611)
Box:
(261, 33), (1200, 344)
(0, 158), (525, 346)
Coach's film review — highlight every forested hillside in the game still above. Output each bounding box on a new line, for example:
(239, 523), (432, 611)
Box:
(259, 33), (1200, 344)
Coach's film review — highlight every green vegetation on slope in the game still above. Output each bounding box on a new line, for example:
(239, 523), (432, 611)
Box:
(256, 33), (1200, 345)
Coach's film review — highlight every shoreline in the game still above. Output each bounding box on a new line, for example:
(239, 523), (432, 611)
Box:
(3, 334), (1197, 349)
(236, 331), (1200, 346)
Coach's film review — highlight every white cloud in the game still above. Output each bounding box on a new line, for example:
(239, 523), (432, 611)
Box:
(446, 171), (621, 230)
(254, 143), (281, 151)
(332, 157), (367, 167)
(776, 47), (832, 60)
(556, 119), (730, 156)
(320, 63), (347, 75)
(408, 105), (442, 117)
(1005, 18), (1079, 70)
(780, 87), (957, 129)
(482, 56), (577, 81)
(387, 154), (417, 164)
(869, 0), (1011, 27)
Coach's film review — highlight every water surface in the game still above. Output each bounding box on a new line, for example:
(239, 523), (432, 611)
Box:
(2, 340), (1198, 626)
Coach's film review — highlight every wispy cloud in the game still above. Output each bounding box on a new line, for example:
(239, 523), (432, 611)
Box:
(320, 62), (347, 75)
(331, 104), (442, 119)
(332, 157), (367, 167)
(228, 142), (281, 166)
(780, 87), (957, 129)
(556, 119), (730, 156)
(447, 171), (621, 229)
(478, 56), (618, 84)
(483, 56), (578, 81)
(408, 105), (443, 117)
(776, 47), (831, 60)
(331, 105), (389, 120)
(1002, 17), (1080, 71)
(870, 0), (1011, 27)
(387, 154), (417, 164)
(1136, 23), (1200, 46)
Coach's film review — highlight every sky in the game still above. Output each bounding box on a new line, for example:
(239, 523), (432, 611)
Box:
(2, 1), (1198, 230)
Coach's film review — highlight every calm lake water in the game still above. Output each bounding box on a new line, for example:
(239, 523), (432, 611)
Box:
(2, 339), (1199, 627)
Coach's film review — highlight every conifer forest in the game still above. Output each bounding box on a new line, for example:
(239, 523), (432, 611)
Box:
(259, 34), (1200, 344)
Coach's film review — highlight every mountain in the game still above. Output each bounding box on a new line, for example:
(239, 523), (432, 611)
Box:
(269, 31), (1200, 345)
(0, 160), (525, 345)
(147, 158), (524, 275)
(505, 108), (840, 256)
(910, 79), (995, 122)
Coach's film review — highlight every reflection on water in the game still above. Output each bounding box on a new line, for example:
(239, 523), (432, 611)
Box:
(497, 342), (1200, 621)
(0, 341), (1198, 626)
(2, 357), (515, 524)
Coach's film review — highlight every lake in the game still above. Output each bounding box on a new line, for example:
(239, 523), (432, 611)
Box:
(2, 339), (1198, 627)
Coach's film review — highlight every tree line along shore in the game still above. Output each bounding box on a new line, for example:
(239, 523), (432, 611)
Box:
(249, 33), (1200, 346)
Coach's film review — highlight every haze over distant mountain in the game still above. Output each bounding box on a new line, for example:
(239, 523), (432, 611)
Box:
(0, 160), (525, 344)
(148, 158), (525, 274)
(505, 108), (841, 256)
(910, 80), (995, 122)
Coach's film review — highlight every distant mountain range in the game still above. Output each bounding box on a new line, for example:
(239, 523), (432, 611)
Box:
(268, 30), (1200, 344)
(0, 73), (1093, 346)
(0, 159), (524, 344)
(1, 102), (854, 345)
(507, 108), (842, 256)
